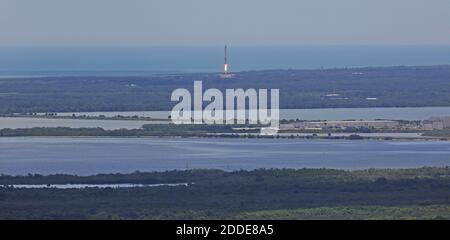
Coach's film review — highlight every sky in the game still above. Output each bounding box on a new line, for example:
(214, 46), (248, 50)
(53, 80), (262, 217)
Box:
(0, 0), (449, 46)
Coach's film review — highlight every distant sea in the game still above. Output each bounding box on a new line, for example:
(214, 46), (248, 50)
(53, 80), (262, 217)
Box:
(0, 46), (449, 77)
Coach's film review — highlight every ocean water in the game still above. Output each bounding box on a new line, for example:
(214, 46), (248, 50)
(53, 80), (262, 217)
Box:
(0, 46), (449, 76)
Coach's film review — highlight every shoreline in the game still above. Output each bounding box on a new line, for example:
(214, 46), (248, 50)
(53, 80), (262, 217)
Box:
(0, 132), (448, 141)
(0, 133), (448, 141)
(1, 166), (449, 180)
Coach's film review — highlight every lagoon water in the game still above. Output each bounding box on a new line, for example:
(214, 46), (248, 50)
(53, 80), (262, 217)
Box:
(0, 137), (449, 175)
(2, 107), (449, 130)
(58, 107), (450, 122)
(0, 117), (165, 130)
(1, 183), (188, 189)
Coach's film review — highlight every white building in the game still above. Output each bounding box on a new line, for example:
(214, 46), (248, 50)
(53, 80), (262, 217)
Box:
(423, 117), (450, 130)
(260, 127), (279, 136)
(281, 120), (399, 130)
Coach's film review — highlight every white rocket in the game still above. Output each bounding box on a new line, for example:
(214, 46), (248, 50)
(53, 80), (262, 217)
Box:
(224, 45), (229, 74)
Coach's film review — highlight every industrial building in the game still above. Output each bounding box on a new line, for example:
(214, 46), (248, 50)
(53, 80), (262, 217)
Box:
(280, 120), (399, 130)
(422, 117), (450, 130)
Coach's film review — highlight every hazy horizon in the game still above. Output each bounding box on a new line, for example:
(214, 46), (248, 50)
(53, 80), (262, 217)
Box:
(1, 46), (449, 74)
(1, 0), (449, 47)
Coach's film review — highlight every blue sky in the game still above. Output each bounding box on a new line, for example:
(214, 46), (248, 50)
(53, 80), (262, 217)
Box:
(1, 0), (449, 46)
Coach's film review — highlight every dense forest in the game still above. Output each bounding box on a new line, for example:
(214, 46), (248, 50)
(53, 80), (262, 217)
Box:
(0, 66), (450, 114)
(1, 167), (449, 219)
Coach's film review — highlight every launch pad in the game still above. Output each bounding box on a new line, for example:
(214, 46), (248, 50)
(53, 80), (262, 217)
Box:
(219, 73), (235, 79)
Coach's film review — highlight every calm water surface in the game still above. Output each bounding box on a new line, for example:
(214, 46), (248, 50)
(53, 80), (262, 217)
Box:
(58, 107), (450, 122)
(0, 117), (166, 130)
(1, 183), (188, 189)
(3, 107), (449, 130)
(0, 137), (449, 175)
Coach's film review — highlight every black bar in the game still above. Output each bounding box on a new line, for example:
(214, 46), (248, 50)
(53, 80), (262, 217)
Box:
(1, 220), (448, 239)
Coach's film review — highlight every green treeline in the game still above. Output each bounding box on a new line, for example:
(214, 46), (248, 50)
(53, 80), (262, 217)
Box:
(0, 125), (260, 137)
(1, 167), (449, 219)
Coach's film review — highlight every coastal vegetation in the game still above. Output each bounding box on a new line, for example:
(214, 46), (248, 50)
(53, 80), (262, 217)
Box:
(236, 205), (450, 220)
(0, 125), (260, 137)
(0, 126), (443, 140)
(1, 167), (449, 219)
(1, 66), (450, 114)
(0, 113), (170, 121)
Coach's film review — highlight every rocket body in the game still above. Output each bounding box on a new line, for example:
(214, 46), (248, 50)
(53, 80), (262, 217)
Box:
(224, 45), (229, 74)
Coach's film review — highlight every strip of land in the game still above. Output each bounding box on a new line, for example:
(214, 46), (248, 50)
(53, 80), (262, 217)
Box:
(1, 66), (450, 114)
(1, 125), (449, 140)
